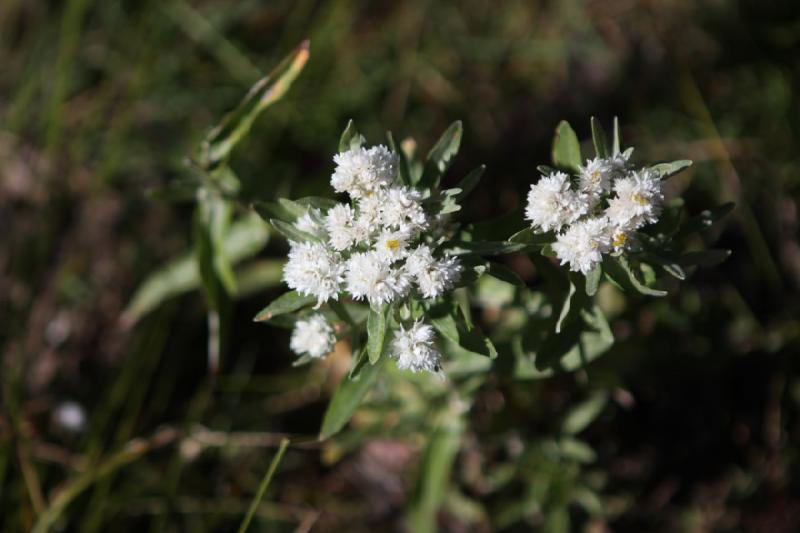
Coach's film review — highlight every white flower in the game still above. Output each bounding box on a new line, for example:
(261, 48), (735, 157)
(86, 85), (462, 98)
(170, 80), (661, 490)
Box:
(295, 211), (326, 239)
(290, 314), (336, 358)
(405, 245), (462, 298)
(525, 172), (589, 232)
(325, 203), (361, 251)
(331, 145), (398, 198)
(282, 241), (345, 305)
(578, 157), (613, 197)
(356, 193), (384, 233)
(380, 186), (428, 231)
(374, 228), (412, 263)
(552, 217), (611, 274)
(606, 168), (663, 232)
(345, 251), (412, 306)
(391, 321), (442, 373)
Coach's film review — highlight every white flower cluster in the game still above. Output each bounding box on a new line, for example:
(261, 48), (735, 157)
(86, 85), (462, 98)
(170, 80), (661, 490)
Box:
(282, 143), (462, 371)
(391, 320), (441, 373)
(526, 152), (664, 274)
(290, 314), (336, 359)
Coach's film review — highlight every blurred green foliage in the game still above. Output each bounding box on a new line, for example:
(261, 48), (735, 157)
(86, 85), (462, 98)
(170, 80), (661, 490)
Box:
(1, 0), (800, 531)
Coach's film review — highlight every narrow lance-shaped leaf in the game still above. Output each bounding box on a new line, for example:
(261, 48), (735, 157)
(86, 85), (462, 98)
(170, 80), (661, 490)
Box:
(612, 116), (621, 155)
(551, 120), (582, 172)
(418, 121), (462, 188)
(585, 264), (602, 297)
(431, 313), (497, 359)
(200, 40), (309, 170)
(442, 240), (527, 256)
(590, 117), (609, 159)
(269, 218), (321, 244)
(675, 249), (732, 268)
(387, 131), (413, 186)
(367, 305), (389, 364)
(651, 160), (693, 180)
(319, 354), (385, 440)
(604, 256), (667, 297)
(408, 409), (466, 533)
(454, 165), (485, 201)
(123, 213), (269, 325)
(556, 277), (578, 333)
(253, 198), (309, 223)
(253, 290), (316, 322)
(562, 391), (609, 434)
(339, 119), (366, 152)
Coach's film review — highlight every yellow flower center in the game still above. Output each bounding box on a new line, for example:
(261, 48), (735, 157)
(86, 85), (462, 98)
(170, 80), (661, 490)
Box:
(632, 192), (648, 206)
(386, 239), (401, 250)
(591, 170), (600, 182)
(613, 232), (627, 248)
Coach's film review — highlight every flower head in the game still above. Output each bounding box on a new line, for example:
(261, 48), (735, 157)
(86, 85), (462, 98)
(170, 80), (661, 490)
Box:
(282, 241), (345, 306)
(552, 217), (611, 274)
(525, 172), (589, 232)
(345, 251), (412, 306)
(579, 157), (613, 198)
(290, 314), (336, 358)
(331, 145), (398, 198)
(405, 245), (462, 298)
(606, 168), (663, 232)
(325, 203), (362, 251)
(391, 320), (442, 373)
(380, 186), (428, 231)
(374, 228), (412, 263)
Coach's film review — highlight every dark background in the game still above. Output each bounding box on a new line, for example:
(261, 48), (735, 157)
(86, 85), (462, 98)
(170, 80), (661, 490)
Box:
(1, 0), (799, 531)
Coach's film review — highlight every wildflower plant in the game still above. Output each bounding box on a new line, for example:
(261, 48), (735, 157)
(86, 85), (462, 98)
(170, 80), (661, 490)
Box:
(254, 120), (514, 380)
(505, 118), (733, 375)
(121, 42), (732, 532)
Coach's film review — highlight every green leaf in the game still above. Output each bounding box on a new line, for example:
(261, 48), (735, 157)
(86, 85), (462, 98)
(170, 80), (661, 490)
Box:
(651, 159), (693, 179)
(367, 305), (389, 364)
(604, 256), (667, 297)
(253, 290), (316, 322)
(236, 438), (289, 533)
(612, 116), (621, 155)
(319, 354), (384, 440)
(555, 277), (578, 333)
(338, 119), (366, 152)
(551, 120), (581, 172)
(123, 213), (269, 324)
(557, 437), (597, 464)
(295, 196), (339, 212)
(642, 253), (686, 280)
(408, 411), (465, 533)
(584, 264), (602, 297)
(387, 131), (413, 186)
(253, 198), (308, 223)
(442, 240), (526, 256)
(508, 227), (555, 247)
(418, 121), (463, 188)
(486, 262), (525, 287)
(537, 164), (558, 176)
(269, 218), (321, 243)
(675, 249), (732, 268)
(199, 41), (309, 170)
(590, 117), (608, 159)
(454, 165), (485, 201)
(532, 305), (613, 372)
(193, 199), (236, 311)
(562, 391), (608, 434)
(431, 313), (497, 359)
